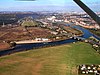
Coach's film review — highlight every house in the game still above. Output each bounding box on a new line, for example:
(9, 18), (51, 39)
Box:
(42, 38), (49, 41)
(35, 38), (49, 41)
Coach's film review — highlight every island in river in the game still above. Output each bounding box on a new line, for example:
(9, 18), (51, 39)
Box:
(0, 16), (83, 51)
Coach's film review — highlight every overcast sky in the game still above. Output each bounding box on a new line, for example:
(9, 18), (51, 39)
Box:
(0, 0), (100, 12)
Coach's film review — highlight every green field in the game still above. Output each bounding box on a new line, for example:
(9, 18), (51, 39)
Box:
(0, 42), (100, 75)
(21, 20), (39, 27)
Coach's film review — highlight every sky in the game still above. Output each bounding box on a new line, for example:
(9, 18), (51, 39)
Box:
(0, 0), (100, 12)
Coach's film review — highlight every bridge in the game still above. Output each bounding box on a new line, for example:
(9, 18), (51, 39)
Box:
(73, 36), (85, 41)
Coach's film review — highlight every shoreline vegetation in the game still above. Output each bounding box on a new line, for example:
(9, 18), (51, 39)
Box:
(89, 29), (100, 38)
(0, 42), (11, 51)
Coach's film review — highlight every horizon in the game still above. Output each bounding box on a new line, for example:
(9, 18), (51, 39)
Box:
(0, 0), (100, 12)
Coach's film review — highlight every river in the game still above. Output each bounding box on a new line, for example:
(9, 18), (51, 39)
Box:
(0, 25), (100, 56)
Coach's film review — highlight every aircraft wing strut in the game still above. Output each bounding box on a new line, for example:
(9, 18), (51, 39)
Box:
(73, 0), (100, 25)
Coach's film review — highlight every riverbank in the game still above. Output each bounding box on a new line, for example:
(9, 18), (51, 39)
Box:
(89, 29), (100, 37)
(15, 40), (51, 44)
(0, 42), (11, 51)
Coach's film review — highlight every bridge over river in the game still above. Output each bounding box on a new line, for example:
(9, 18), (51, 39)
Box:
(73, 36), (85, 41)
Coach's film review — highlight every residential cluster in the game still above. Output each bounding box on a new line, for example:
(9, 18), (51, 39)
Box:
(78, 64), (100, 75)
(38, 12), (100, 29)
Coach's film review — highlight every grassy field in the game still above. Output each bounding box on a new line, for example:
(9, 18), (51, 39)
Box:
(0, 42), (100, 75)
